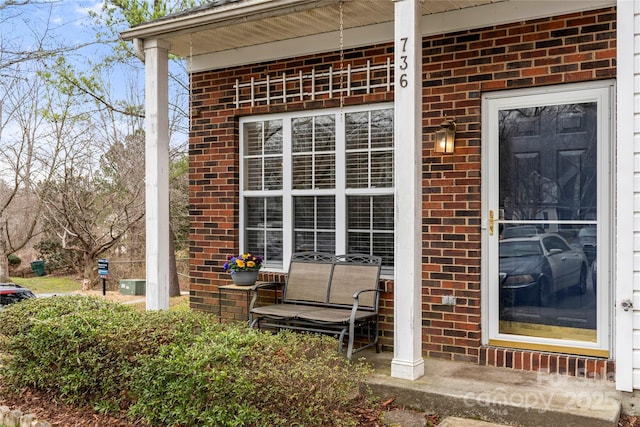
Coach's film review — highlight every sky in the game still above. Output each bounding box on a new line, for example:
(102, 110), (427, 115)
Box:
(3, 0), (106, 59)
(1, 0), (189, 149)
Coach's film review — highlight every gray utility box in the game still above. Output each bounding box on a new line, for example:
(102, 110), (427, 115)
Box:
(120, 279), (146, 296)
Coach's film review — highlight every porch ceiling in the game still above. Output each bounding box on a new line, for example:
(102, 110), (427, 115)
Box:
(121, 0), (505, 58)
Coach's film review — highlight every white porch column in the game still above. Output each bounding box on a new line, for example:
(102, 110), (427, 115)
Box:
(392, 0), (424, 380)
(144, 39), (171, 311)
(615, 0), (634, 392)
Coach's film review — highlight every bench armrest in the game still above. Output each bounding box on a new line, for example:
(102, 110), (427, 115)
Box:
(350, 288), (381, 314)
(254, 281), (283, 291)
(352, 288), (381, 299)
(249, 282), (284, 312)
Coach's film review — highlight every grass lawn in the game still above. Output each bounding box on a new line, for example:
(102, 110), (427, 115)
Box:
(10, 275), (191, 312)
(9, 276), (82, 294)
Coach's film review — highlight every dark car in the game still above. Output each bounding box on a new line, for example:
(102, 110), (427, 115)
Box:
(499, 233), (588, 306)
(0, 283), (36, 309)
(577, 225), (597, 266)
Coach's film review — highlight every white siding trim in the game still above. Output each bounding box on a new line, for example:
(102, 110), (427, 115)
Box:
(617, 0), (635, 392)
(191, 0), (614, 72)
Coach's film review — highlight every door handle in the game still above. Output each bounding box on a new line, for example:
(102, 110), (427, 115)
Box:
(489, 210), (494, 236)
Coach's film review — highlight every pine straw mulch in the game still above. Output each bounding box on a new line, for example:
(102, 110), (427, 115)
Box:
(0, 383), (146, 426)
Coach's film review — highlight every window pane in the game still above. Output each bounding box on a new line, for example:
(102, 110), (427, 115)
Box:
(371, 109), (394, 149)
(348, 196), (370, 230)
(348, 232), (370, 254)
(246, 198), (264, 228)
(373, 195), (394, 231)
(292, 117), (312, 152)
(373, 233), (395, 270)
(499, 103), (596, 222)
(264, 121), (283, 155)
(317, 232), (335, 253)
(244, 122), (263, 156)
(294, 196), (335, 253)
(345, 112), (369, 150)
(346, 109), (394, 189)
(245, 197), (282, 263)
(266, 230), (283, 260)
(371, 151), (393, 188)
(245, 158), (263, 191)
(346, 152), (368, 188)
(348, 195), (394, 269)
(264, 158), (282, 190)
(316, 197), (335, 229)
(315, 115), (336, 152)
(315, 153), (335, 189)
(292, 115), (335, 190)
(294, 197), (315, 229)
(292, 154), (312, 189)
(244, 120), (283, 191)
(294, 231), (314, 252)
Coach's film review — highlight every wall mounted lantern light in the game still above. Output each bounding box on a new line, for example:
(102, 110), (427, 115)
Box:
(434, 120), (456, 154)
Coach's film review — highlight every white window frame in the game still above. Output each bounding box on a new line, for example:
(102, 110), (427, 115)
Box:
(481, 81), (614, 355)
(240, 103), (394, 272)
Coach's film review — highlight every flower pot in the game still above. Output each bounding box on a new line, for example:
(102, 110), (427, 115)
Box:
(231, 270), (259, 286)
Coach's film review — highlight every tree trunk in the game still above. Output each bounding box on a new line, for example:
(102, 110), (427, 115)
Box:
(0, 251), (9, 283)
(169, 224), (181, 297)
(82, 253), (94, 291)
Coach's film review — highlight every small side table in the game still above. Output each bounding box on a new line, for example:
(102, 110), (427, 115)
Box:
(218, 282), (280, 324)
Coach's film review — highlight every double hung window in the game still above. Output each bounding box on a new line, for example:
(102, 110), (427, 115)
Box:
(240, 104), (394, 272)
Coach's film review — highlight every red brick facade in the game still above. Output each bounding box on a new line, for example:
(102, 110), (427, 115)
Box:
(189, 7), (616, 376)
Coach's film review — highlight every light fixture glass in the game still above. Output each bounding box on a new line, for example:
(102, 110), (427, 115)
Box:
(434, 120), (456, 154)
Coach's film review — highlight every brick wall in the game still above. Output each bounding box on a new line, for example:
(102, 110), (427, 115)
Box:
(189, 7), (616, 374)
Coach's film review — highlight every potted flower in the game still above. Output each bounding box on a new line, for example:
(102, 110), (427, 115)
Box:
(223, 253), (263, 286)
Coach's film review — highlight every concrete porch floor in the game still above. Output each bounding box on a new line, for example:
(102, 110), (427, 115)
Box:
(361, 350), (621, 427)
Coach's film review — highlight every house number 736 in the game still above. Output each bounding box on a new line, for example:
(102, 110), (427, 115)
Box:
(399, 37), (409, 88)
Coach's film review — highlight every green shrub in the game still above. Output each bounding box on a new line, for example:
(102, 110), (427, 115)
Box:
(0, 295), (132, 337)
(0, 296), (372, 426)
(128, 329), (369, 426)
(0, 296), (221, 408)
(7, 254), (21, 268)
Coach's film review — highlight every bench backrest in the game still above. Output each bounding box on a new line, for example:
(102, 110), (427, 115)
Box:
(283, 252), (333, 304)
(282, 252), (381, 309)
(328, 254), (381, 309)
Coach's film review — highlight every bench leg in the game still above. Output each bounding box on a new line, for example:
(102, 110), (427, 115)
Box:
(250, 317), (260, 329)
(338, 327), (347, 356)
(346, 321), (356, 359)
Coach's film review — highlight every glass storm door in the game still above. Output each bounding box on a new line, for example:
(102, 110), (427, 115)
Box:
(483, 82), (612, 357)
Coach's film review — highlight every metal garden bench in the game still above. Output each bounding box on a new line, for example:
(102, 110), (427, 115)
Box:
(249, 252), (382, 359)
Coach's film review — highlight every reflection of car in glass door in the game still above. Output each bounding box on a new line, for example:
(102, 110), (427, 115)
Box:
(499, 233), (588, 306)
(577, 225), (597, 266)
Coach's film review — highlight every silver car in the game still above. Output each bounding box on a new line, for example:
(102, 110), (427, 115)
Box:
(499, 233), (588, 306)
